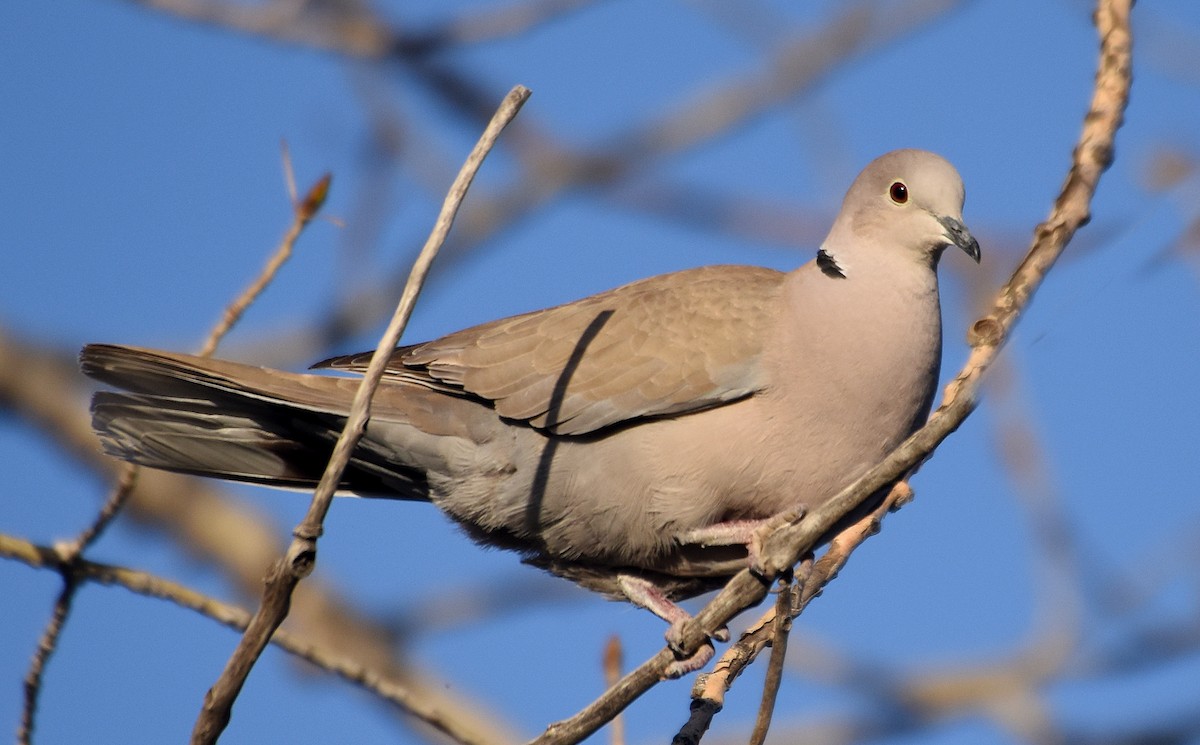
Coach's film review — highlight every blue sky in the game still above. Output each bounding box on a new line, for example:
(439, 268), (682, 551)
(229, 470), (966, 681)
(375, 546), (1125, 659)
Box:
(3, 1), (1200, 743)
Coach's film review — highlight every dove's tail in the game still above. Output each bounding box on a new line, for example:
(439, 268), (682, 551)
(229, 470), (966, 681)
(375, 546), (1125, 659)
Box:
(80, 344), (429, 499)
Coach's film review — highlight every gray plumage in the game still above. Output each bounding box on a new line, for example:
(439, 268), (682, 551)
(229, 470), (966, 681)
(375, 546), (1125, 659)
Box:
(83, 149), (979, 621)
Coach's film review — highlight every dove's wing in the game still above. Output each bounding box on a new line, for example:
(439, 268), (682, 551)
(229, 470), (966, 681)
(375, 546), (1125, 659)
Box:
(315, 265), (784, 436)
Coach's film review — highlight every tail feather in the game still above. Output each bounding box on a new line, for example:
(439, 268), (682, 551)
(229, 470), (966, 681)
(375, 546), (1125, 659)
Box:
(82, 344), (428, 498)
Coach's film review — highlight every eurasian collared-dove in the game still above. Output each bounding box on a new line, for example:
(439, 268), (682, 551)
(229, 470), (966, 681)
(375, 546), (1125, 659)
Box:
(82, 149), (979, 671)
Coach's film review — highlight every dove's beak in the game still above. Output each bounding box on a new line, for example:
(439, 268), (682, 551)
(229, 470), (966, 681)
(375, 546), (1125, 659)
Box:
(938, 215), (981, 263)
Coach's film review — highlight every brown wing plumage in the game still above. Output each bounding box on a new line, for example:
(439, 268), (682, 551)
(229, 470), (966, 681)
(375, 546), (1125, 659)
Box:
(315, 265), (785, 435)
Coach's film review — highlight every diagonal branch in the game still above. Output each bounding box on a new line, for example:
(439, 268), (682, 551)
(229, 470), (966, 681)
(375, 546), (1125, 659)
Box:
(674, 483), (910, 743)
(189, 85), (531, 745)
(530, 0), (1132, 741)
(17, 166), (332, 745)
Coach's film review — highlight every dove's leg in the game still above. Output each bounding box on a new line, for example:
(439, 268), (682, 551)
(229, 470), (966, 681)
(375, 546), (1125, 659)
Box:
(679, 518), (770, 547)
(678, 511), (805, 574)
(616, 574), (727, 677)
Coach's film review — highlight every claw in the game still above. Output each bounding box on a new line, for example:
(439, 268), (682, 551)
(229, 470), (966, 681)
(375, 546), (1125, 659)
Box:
(618, 574), (723, 675)
(678, 509), (806, 577)
(663, 633), (714, 678)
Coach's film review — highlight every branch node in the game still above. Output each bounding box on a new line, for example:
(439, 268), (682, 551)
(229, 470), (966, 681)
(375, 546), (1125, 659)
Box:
(293, 522), (324, 542)
(297, 173), (333, 221)
(969, 317), (1004, 347)
(282, 534), (319, 577)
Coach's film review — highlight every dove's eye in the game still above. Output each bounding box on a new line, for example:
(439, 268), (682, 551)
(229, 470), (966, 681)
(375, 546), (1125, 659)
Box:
(889, 181), (909, 204)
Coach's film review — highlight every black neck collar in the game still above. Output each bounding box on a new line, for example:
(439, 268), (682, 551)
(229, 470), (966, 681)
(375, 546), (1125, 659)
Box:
(816, 248), (846, 279)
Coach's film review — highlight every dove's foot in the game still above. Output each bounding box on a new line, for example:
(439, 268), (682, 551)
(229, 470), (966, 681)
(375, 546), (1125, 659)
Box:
(678, 511), (805, 576)
(617, 574), (728, 677)
(662, 629), (714, 678)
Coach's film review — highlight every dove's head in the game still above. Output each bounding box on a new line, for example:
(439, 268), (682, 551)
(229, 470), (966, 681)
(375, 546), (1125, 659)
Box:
(824, 149), (981, 271)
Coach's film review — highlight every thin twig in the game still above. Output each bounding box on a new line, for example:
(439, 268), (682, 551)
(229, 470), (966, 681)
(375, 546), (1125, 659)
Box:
(748, 574), (794, 745)
(189, 84), (531, 745)
(18, 577), (76, 745)
(672, 559), (813, 745)
(530, 0), (1131, 740)
(63, 464), (140, 557)
(19, 464), (140, 745)
(196, 169), (332, 358)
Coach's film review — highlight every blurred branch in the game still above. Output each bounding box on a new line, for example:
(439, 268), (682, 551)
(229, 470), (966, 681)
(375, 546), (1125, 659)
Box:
(0, 329), (521, 744)
(124, 0), (602, 58)
(1141, 13), (1200, 85)
(603, 636), (625, 745)
(989, 360), (1085, 640)
(239, 0), (966, 362)
(1138, 146), (1200, 271)
(124, 0), (396, 57)
(532, 0), (1133, 741)
(428, 0), (967, 251)
(382, 574), (582, 638)
(744, 594), (1200, 745)
(608, 181), (832, 249)
(435, 0), (604, 46)
(0, 532), (510, 745)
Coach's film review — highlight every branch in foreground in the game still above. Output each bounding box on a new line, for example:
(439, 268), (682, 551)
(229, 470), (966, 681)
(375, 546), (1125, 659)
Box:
(531, 0), (1132, 741)
(190, 84), (531, 745)
(18, 167), (332, 745)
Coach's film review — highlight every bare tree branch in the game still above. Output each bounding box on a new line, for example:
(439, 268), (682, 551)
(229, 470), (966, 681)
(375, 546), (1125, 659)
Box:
(191, 85), (531, 745)
(747, 574), (794, 745)
(530, 0), (1132, 740)
(197, 169), (332, 357)
(18, 163), (335, 744)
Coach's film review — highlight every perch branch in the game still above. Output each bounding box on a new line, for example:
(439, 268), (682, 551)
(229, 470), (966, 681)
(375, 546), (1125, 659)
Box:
(531, 0), (1131, 741)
